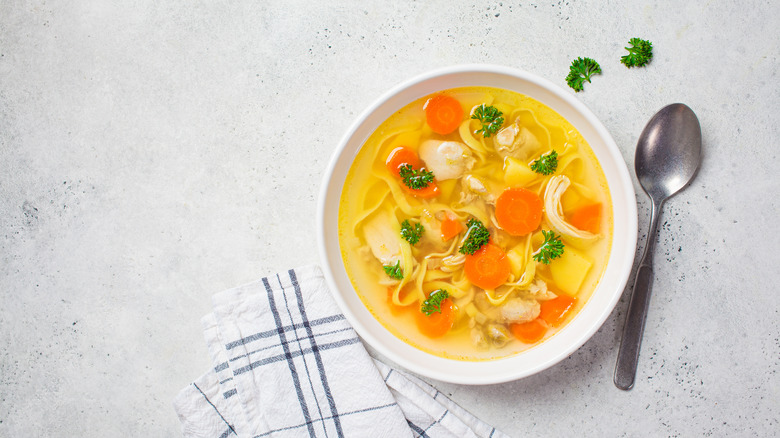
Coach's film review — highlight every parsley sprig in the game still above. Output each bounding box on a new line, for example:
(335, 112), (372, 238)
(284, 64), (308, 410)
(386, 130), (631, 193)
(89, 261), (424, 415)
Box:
(532, 230), (565, 264)
(621, 38), (653, 68)
(459, 218), (490, 255)
(383, 261), (404, 280)
(400, 220), (424, 245)
(530, 150), (559, 175)
(471, 104), (504, 138)
(398, 164), (434, 190)
(421, 289), (449, 315)
(565, 57), (602, 92)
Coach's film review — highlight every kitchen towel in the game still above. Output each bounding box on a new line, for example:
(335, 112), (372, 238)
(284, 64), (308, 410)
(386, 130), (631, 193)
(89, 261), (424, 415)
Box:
(173, 265), (509, 438)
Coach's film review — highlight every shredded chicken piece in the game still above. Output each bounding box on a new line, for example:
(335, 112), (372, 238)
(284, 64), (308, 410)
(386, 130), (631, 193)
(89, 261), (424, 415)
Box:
(426, 258), (443, 270)
(544, 175), (599, 241)
(495, 123), (519, 148)
(459, 174), (496, 206)
(464, 174), (488, 195)
(470, 326), (489, 349)
(486, 324), (511, 347)
(493, 119), (541, 160)
(497, 298), (540, 323)
(474, 292), (540, 324)
(418, 209), (446, 248)
(527, 279), (557, 301)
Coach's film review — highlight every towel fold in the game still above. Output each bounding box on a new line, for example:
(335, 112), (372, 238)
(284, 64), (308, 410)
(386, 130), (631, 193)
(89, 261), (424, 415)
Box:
(174, 265), (509, 438)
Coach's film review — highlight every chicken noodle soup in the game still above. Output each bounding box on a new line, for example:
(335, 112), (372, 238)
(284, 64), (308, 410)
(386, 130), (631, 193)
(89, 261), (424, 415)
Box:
(338, 87), (612, 360)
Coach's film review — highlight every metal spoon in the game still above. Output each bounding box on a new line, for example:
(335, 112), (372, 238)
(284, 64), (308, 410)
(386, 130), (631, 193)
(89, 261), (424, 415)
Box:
(614, 103), (702, 390)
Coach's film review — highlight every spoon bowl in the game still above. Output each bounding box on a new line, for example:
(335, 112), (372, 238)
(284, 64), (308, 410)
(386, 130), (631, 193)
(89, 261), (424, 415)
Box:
(635, 104), (702, 201)
(614, 103), (702, 390)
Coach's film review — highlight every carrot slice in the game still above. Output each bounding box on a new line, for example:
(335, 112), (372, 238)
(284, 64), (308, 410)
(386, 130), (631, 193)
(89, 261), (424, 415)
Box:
(495, 187), (543, 236)
(415, 298), (454, 338)
(386, 146), (439, 198)
(568, 203), (602, 234)
(386, 146), (421, 177)
(440, 216), (464, 241)
(464, 243), (511, 289)
(424, 95), (464, 135)
(539, 294), (577, 327)
(510, 318), (548, 344)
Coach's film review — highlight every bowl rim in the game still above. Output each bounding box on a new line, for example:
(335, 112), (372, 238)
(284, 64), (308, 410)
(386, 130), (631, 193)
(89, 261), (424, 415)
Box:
(317, 64), (638, 384)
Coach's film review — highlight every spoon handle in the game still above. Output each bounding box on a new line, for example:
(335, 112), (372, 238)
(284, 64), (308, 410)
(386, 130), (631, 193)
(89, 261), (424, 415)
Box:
(614, 199), (663, 390)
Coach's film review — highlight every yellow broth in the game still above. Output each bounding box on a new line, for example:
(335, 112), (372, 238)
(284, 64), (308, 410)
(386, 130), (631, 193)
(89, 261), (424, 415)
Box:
(338, 86), (612, 360)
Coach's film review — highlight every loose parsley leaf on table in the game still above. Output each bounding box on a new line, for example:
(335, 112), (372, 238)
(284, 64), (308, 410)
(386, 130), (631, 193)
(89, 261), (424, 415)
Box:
(566, 57), (602, 92)
(383, 260), (404, 280)
(530, 150), (559, 175)
(421, 289), (449, 315)
(471, 104), (504, 138)
(459, 218), (490, 255)
(532, 230), (565, 264)
(398, 164), (434, 190)
(621, 38), (653, 68)
(400, 220), (424, 245)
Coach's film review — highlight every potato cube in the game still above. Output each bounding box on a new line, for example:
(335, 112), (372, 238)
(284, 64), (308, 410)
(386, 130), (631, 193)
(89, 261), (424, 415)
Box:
(549, 246), (592, 296)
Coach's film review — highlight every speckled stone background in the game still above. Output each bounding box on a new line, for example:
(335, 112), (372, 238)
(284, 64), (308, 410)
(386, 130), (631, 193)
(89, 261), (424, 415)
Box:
(1, 0), (778, 436)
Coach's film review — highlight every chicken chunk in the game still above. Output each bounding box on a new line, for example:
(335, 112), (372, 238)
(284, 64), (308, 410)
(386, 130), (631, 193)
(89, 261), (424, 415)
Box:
(474, 292), (540, 324)
(362, 212), (402, 265)
(459, 174), (498, 207)
(417, 209), (461, 250)
(419, 140), (474, 181)
(498, 298), (541, 323)
(493, 119), (541, 160)
(486, 324), (512, 347)
(470, 326), (489, 349)
(527, 279), (558, 301)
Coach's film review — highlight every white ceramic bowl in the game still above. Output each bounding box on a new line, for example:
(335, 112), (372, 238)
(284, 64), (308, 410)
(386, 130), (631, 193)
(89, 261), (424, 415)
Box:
(317, 64), (637, 384)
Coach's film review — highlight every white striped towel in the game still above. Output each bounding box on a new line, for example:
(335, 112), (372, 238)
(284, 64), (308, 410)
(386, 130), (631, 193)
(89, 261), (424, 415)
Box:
(173, 265), (510, 438)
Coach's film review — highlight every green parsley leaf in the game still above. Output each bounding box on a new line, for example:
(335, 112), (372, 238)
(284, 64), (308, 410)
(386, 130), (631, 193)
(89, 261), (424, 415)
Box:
(400, 220), (424, 245)
(459, 218), (490, 255)
(398, 164), (434, 190)
(532, 230), (565, 264)
(421, 289), (449, 315)
(471, 104), (504, 138)
(621, 38), (653, 68)
(530, 150), (559, 175)
(383, 260), (404, 280)
(566, 57), (602, 92)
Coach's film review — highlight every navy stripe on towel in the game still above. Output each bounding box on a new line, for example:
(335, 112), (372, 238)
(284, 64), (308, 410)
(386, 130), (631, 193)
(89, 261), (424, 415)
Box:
(289, 269), (344, 438)
(263, 277), (316, 437)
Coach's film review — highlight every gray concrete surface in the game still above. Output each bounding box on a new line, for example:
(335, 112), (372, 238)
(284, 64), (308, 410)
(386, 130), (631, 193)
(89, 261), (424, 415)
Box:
(1, 0), (778, 436)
